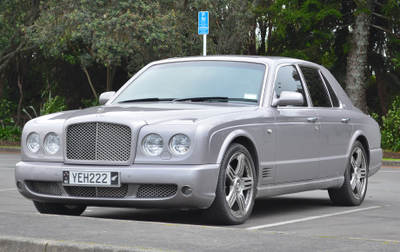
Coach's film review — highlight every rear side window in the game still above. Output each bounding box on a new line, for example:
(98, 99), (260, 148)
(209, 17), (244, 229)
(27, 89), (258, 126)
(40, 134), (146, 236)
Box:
(274, 65), (307, 106)
(322, 74), (340, 107)
(300, 67), (332, 107)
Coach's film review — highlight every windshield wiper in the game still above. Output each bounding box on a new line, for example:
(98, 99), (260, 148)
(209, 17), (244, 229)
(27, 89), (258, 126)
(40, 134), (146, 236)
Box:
(173, 97), (258, 103)
(118, 98), (175, 103)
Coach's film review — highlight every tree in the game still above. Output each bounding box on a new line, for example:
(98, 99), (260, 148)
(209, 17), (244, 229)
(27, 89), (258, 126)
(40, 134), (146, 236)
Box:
(252, 0), (342, 62)
(28, 0), (180, 95)
(344, 0), (373, 114)
(0, 0), (41, 125)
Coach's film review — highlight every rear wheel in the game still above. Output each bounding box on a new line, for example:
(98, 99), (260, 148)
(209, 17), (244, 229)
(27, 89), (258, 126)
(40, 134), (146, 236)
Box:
(33, 201), (87, 216)
(202, 143), (256, 225)
(328, 141), (368, 206)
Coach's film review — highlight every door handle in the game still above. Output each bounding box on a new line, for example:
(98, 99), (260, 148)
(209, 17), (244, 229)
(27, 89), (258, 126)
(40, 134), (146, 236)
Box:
(308, 117), (318, 123)
(341, 118), (350, 123)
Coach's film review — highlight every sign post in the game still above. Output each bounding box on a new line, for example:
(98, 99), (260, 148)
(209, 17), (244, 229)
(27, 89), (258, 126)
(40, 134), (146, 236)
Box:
(198, 11), (209, 56)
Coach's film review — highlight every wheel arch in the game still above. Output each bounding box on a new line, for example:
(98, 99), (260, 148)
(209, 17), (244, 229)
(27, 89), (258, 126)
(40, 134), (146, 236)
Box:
(214, 130), (260, 180)
(348, 131), (370, 169)
(356, 135), (370, 169)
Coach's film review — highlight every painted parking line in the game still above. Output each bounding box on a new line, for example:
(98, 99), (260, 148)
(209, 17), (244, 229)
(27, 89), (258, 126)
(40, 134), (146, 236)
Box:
(247, 206), (381, 230)
(0, 188), (16, 192)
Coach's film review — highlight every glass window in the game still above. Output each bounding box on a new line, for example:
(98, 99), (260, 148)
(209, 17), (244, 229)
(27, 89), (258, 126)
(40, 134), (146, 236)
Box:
(274, 65), (307, 106)
(322, 74), (340, 107)
(112, 61), (266, 104)
(300, 67), (332, 107)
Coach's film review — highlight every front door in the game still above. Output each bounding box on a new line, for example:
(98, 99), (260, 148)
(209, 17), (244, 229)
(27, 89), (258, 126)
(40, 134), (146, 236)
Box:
(272, 65), (320, 183)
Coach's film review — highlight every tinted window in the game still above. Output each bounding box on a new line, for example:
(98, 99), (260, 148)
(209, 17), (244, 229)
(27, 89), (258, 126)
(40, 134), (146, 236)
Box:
(322, 74), (340, 107)
(300, 67), (331, 107)
(274, 65), (307, 106)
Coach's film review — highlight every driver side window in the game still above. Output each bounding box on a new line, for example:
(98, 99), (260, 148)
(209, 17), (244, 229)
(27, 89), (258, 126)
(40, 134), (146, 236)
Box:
(274, 65), (308, 106)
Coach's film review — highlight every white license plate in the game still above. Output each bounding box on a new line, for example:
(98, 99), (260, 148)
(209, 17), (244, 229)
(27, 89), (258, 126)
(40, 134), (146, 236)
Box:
(63, 171), (120, 187)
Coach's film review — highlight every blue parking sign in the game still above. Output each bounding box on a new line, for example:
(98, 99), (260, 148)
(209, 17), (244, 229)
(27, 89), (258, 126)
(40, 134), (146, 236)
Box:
(198, 11), (209, 35)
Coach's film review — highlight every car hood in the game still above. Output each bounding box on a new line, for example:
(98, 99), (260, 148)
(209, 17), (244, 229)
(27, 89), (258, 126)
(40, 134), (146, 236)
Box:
(34, 102), (259, 125)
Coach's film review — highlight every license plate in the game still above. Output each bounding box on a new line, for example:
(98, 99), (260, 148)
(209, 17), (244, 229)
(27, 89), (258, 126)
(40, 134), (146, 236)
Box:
(63, 171), (120, 187)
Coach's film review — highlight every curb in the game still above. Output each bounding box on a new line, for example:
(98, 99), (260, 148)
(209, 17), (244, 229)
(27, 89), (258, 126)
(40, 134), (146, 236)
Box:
(382, 160), (400, 167)
(0, 147), (399, 167)
(0, 235), (156, 252)
(0, 147), (21, 154)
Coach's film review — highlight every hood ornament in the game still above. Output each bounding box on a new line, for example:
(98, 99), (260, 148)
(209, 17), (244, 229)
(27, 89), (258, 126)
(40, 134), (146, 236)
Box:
(97, 107), (104, 117)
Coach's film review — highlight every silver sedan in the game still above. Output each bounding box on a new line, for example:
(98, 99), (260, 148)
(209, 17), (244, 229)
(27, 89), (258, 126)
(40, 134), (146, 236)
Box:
(15, 56), (382, 225)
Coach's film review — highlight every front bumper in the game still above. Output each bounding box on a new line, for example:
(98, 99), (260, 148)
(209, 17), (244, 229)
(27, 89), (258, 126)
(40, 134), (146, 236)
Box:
(15, 161), (220, 209)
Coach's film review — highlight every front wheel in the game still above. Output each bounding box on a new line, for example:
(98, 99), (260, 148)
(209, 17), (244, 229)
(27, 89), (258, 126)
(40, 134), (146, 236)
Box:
(34, 201), (87, 216)
(328, 141), (368, 206)
(202, 143), (256, 225)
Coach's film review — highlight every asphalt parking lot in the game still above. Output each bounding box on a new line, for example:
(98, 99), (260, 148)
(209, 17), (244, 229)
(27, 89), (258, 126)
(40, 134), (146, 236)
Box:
(1, 152), (399, 251)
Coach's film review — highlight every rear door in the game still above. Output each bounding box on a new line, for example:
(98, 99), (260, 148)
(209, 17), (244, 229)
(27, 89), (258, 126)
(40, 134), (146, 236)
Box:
(299, 66), (352, 178)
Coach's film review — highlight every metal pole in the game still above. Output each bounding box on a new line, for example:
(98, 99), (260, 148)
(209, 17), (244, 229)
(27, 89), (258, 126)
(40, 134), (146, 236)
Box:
(203, 34), (207, 56)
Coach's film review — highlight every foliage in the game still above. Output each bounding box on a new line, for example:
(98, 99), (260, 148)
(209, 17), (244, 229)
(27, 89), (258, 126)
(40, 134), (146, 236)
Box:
(264, 0), (342, 62)
(82, 97), (100, 108)
(0, 99), (21, 141)
(28, 0), (180, 74)
(0, 125), (22, 142)
(41, 93), (68, 116)
(380, 96), (400, 152)
(23, 92), (68, 119)
(0, 99), (14, 125)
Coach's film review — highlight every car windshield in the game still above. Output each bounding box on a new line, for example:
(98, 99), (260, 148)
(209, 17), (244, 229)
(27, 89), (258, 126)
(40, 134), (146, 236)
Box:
(112, 61), (266, 104)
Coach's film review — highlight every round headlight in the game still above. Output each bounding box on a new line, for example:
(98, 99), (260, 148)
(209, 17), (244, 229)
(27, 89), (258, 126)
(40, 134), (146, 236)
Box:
(44, 133), (60, 154)
(169, 134), (191, 155)
(27, 132), (40, 153)
(142, 134), (164, 156)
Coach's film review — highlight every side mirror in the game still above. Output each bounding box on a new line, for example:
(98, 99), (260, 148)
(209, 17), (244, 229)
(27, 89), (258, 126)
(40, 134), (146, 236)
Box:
(99, 91), (116, 105)
(272, 91), (304, 107)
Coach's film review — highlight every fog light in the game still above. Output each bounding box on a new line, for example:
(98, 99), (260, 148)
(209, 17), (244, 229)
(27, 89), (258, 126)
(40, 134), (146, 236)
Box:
(17, 181), (23, 190)
(181, 185), (193, 196)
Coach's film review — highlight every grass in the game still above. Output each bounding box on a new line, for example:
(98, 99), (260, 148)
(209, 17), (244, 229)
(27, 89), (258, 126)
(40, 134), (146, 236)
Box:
(383, 158), (400, 161)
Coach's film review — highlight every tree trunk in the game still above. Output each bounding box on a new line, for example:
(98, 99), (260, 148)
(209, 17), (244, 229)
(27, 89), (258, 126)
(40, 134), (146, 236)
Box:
(16, 59), (23, 127)
(83, 67), (97, 100)
(106, 64), (117, 91)
(248, 20), (257, 55)
(0, 69), (7, 100)
(258, 18), (267, 55)
(344, 0), (373, 114)
(266, 21), (273, 55)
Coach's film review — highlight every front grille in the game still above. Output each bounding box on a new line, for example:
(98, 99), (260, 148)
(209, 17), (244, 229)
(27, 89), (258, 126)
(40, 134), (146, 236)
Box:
(31, 181), (62, 196)
(66, 184), (129, 198)
(136, 184), (178, 198)
(66, 122), (131, 162)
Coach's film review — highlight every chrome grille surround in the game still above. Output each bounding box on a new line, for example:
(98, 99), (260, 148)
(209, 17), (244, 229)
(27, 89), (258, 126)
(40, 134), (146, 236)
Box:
(66, 184), (129, 198)
(136, 184), (178, 198)
(66, 122), (132, 162)
(30, 181), (62, 196)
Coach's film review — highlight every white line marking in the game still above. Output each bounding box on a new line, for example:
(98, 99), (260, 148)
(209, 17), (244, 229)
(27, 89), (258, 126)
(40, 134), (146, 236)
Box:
(0, 188), (16, 192)
(0, 168), (14, 171)
(247, 206), (381, 230)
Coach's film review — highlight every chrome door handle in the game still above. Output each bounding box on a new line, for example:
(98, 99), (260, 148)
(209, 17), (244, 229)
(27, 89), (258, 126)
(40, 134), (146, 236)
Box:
(308, 117), (318, 123)
(341, 118), (350, 123)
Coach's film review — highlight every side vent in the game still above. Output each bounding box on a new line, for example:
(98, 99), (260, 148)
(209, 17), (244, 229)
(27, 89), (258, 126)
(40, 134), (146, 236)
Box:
(262, 167), (272, 179)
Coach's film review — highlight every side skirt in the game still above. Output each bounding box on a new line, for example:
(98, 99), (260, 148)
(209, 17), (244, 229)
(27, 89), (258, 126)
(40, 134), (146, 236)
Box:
(255, 176), (344, 198)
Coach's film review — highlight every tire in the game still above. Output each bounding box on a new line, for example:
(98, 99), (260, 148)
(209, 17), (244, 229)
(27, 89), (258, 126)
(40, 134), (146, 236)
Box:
(33, 201), (87, 216)
(328, 141), (368, 206)
(202, 143), (256, 225)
